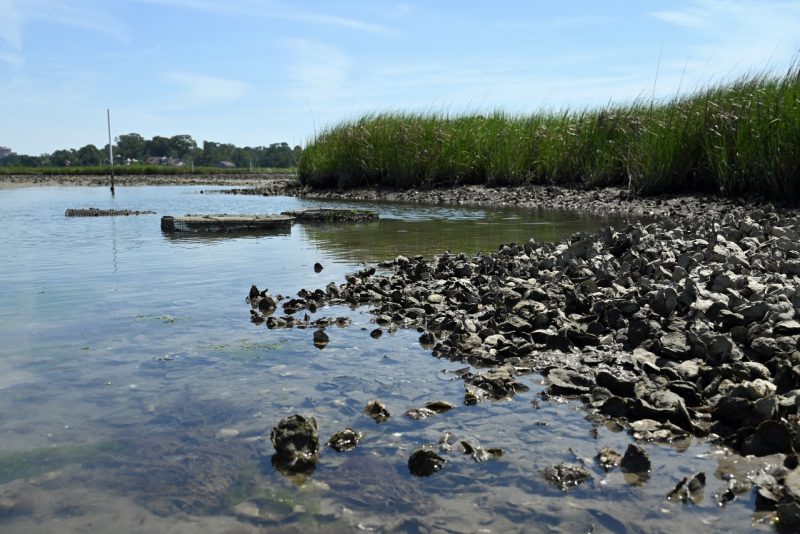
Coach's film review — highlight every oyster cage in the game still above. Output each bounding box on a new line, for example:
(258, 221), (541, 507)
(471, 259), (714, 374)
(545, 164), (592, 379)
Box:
(160, 214), (294, 233)
(65, 208), (156, 217)
(280, 208), (378, 223)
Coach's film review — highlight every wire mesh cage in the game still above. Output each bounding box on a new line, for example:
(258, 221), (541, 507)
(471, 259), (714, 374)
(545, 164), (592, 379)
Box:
(160, 214), (294, 233)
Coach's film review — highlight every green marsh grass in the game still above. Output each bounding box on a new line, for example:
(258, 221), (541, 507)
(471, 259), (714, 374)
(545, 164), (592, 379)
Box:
(299, 67), (800, 199)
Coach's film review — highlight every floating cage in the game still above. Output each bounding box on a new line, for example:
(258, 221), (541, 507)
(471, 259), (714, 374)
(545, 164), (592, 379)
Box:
(280, 208), (378, 223)
(65, 208), (156, 217)
(160, 214), (294, 233)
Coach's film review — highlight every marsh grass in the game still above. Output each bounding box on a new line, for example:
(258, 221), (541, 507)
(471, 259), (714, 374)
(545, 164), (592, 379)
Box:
(299, 67), (800, 199)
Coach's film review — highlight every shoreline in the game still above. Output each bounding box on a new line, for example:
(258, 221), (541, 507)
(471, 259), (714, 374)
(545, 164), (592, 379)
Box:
(0, 173), (296, 189)
(225, 180), (784, 219)
(4, 172), (793, 222)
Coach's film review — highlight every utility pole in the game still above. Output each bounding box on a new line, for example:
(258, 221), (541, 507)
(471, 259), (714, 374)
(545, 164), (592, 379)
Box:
(107, 108), (115, 196)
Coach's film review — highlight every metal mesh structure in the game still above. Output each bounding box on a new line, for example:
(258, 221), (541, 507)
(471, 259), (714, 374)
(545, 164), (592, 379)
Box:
(280, 208), (378, 223)
(65, 208), (156, 217)
(160, 214), (294, 233)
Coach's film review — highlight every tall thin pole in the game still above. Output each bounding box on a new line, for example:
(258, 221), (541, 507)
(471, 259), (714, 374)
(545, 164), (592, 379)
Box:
(107, 108), (115, 195)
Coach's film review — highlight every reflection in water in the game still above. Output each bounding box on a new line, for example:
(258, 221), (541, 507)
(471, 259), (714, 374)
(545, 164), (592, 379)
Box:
(160, 226), (291, 243)
(300, 206), (634, 263)
(0, 186), (772, 533)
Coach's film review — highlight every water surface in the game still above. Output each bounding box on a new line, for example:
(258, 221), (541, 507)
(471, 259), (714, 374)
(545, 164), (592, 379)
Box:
(0, 186), (770, 532)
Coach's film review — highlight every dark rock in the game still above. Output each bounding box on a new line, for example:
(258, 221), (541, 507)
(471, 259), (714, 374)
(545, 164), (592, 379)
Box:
(775, 320), (800, 336)
(777, 501), (800, 528)
(248, 284), (260, 300)
(599, 396), (630, 418)
(461, 440), (503, 462)
(404, 407), (437, 420)
(547, 368), (594, 394)
(313, 329), (329, 349)
(620, 444), (651, 474)
(542, 462), (592, 490)
(408, 449), (446, 477)
(667, 472), (706, 504)
(740, 420), (795, 456)
(465, 366), (528, 400)
(596, 447), (622, 471)
(419, 332), (435, 346)
(652, 287), (678, 318)
(257, 293), (277, 312)
(364, 399), (391, 423)
(314, 262), (324, 273)
(370, 328), (383, 339)
(784, 467), (800, 500)
(327, 428), (362, 452)
(270, 414), (319, 474)
(596, 371), (636, 398)
(717, 477), (751, 506)
(628, 419), (690, 442)
(424, 400), (455, 413)
(659, 331), (691, 360)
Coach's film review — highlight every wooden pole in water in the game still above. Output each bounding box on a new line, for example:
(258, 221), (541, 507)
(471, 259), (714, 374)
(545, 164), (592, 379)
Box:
(107, 108), (115, 195)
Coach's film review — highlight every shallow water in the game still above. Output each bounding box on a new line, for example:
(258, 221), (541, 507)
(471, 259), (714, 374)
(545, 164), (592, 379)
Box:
(0, 185), (774, 532)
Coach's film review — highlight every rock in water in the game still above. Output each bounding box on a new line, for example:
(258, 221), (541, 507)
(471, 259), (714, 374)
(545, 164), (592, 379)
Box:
(408, 449), (446, 476)
(313, 329), (329, 349)
(327, 428), (363, 452)
(596, 447), (622, 472)
(620, 444), (651, 474)
(667, 472), (706, 504)
(248, 284), (260, 300)
(542, 462), (592, 490)
(460, 440), (502, 462)
(364, 399), (391, 423)
(270, 414), (319, 474)
(314, 262), (324, 273)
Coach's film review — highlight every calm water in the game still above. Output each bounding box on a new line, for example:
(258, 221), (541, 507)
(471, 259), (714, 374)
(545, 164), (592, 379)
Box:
(0, 186), (770, 532)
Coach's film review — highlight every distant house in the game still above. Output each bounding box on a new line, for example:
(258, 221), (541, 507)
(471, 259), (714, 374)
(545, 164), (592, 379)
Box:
(146, 156), (183, 166)
(218, 161), (236, 168)
(0, 146), (13, 160)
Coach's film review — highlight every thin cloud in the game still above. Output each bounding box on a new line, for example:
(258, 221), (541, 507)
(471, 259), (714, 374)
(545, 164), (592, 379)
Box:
(161, 71), (249, 106)
(132, 0), (390, 34)
(495, 15), (616, 32)
(277, 38), (352, 99)
(0, 0), (126, 53)
(650, 0), (800, 76)
(650, 10), (707, 29)
(0, 51), (24, 65)
(0, 0), (24, 49)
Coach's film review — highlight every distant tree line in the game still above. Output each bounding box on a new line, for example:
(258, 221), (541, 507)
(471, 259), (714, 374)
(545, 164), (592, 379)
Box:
(0, 134), (302, 168)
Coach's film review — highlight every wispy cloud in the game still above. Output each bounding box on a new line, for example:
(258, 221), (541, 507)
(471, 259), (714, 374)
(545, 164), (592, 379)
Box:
(650, 0), (800, 76)
(650, 10), (707, 29)
(651, 1), (800, 37)
(0, 50), (24, 65)
(161, 71), (249, 106)
(0, 0), (25, 50)
(132, 0), (390, 33)
(277, 38), (352, 99)
(0, 0), (126, 62)
(494, 15), (616, 32)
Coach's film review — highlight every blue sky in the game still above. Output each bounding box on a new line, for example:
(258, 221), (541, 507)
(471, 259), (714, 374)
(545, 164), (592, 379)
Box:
(2, 0), (800, 155)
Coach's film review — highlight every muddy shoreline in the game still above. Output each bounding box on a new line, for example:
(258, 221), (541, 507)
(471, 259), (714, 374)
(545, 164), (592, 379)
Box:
(223, 179), (800, 219)
(241, 182), (800, 527)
